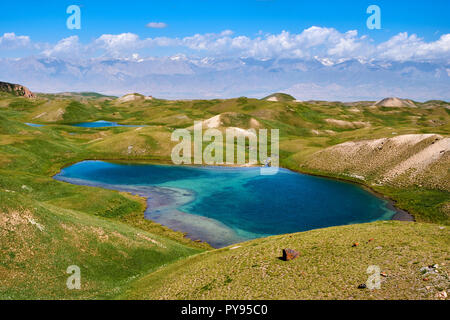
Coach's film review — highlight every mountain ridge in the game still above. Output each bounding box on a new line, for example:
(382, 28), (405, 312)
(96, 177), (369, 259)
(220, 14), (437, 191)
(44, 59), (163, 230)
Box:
(1, 57), (449, 101)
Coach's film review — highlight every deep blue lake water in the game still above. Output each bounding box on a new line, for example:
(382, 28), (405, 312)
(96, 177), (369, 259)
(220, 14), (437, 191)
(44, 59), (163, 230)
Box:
(54, 160), (396, 247)
(25, 121), (145, 128)
(25, 123), (44, 127)
(72, 120), (144, 128)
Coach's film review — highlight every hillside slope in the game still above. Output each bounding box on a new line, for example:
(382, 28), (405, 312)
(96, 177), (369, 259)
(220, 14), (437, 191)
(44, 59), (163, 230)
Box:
(0, 113), (206, 299)
(305, 134), (449, 191)
(375, 97), (416, 108)
(0, 189), (202, 299)
(262, 93), (296, 102)
(303, 134), (450, 224)
(120, 221), (449, 300)
(0, 91), (448, 299)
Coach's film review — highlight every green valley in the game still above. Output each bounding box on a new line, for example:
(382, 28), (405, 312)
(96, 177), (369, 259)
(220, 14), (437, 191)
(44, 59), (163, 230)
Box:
(0, 89), (448, 300)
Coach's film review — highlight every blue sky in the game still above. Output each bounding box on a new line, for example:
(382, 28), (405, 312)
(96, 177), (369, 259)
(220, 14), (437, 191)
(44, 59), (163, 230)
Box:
(0, 1), (449, 100)
(1, 0), (449, 44)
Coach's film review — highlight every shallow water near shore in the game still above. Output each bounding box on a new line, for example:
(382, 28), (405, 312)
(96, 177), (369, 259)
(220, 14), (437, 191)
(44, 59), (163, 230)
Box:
(54, 160), (397, 247)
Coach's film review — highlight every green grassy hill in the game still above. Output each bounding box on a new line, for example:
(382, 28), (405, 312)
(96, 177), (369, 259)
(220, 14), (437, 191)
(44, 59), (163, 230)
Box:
(262, 92), (296, 102)
(0, 190), (202, 299)
(0, 91), (448, 299)
(120, 221), (449, 300)
(37, 92), (118, 100)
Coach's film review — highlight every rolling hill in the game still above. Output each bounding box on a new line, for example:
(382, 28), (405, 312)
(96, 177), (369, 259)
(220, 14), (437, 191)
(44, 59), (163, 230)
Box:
(120, 221), (449, 300)
(0, 87), (448, 299)
(375, 97), (417, 108)
(262, 93), (296, 102)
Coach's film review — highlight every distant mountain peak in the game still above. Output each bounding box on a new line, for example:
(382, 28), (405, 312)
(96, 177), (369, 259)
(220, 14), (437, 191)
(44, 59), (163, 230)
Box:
(0, 81), (35, 98)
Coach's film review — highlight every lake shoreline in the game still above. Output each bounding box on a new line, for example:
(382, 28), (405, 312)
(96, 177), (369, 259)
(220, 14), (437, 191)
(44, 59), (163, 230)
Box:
(52, 159), (414, 248)
(67, 158), (414, 221)
(53, 174), (251, 248)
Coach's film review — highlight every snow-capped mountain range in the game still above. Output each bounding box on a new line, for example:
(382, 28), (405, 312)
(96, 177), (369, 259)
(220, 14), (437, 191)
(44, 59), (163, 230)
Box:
(1, 55), (449, 101)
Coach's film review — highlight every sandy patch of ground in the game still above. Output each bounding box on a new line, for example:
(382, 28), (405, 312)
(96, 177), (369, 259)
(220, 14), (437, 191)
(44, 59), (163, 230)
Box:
(0, 209), (44, 233)
(117, 94), (146, 103)
(196, 113), (260, 131)
(33, 112), (47, 119)
(137, 233), (166, 248)
(203, 114), (222, 128)
(249, 118), (261, 128)
(226, 127), (257, 138)
(306, 134), (449, 190)
(375, 97), (416, 108)
(46, 108), (65, 122)
(91, 226), (109, 242)
(325, 118), (370, 129)
(384, 136), (449, 181)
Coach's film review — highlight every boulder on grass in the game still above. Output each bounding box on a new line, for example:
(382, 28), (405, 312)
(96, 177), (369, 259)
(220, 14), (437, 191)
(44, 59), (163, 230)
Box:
(282, 248), (299, 261)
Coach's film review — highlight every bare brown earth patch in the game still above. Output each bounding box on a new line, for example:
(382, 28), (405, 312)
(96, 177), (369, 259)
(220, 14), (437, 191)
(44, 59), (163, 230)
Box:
(305, 134), (450, 191)
(325, 118), (370, 129)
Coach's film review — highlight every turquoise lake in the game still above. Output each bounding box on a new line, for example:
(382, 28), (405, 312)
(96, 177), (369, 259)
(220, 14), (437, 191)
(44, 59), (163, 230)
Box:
(54, 160), (397, 247)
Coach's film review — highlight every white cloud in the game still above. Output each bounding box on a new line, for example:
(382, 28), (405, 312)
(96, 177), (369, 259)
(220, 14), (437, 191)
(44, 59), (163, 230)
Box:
(146, 22), (168, 29)
(94, 33), (141, 57)
(174, 27), (449, 61)
(327, 30), (367, 57)
(5, 27), (447, 63)
(0, 32), (31, 49)
(42, 36), (82, 58)
(376, 33), (450, 61)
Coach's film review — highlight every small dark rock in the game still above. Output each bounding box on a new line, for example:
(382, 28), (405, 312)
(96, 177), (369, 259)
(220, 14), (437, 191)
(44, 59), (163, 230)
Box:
(358, 284), (367, 289)
(282, 248), (300, 261)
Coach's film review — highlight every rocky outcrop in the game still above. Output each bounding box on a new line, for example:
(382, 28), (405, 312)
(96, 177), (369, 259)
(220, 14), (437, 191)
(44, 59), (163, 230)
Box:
(0, 81), (35, 98)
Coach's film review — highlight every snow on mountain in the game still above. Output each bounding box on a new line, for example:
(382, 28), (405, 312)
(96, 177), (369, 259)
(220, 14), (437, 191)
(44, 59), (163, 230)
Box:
(0, 56), (448, 101)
